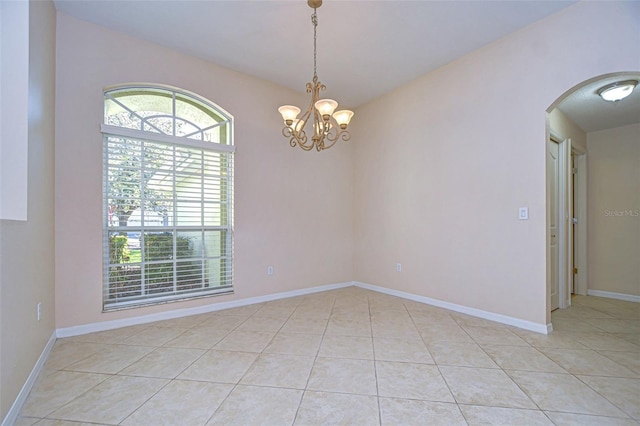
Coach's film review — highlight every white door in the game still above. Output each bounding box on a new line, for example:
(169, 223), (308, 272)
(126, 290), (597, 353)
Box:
(548, 140), (560, 311)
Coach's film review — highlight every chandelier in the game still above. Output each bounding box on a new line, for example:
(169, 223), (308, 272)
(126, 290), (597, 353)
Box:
(278, 0), (354, 152)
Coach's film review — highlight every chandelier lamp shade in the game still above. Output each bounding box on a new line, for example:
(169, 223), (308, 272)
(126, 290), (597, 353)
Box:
(278, 0), (354, 151)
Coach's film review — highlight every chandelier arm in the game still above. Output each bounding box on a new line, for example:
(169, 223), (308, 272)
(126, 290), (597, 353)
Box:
(322, 118), (351, 149)
(295, 137), (315, 151)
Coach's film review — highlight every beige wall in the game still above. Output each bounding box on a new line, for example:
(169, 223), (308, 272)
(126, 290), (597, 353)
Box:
(549, 108), (587, 152)
(54, 14), (354, 328)
(587, 123), (640, 297)
(352, 1), (639, 326)
(0, 0), (56, 419)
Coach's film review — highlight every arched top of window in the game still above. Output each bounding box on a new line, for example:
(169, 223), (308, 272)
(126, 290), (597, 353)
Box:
(104, 85), (233, 145)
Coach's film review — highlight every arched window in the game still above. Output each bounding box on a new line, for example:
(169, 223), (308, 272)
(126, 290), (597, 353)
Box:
(102, 85), (234, 310)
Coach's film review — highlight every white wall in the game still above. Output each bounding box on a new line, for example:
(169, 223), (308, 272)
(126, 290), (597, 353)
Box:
(0, 0), (56, 420)
(0, 0), (29, 220)
(587, 123), (640, 297)
(352, 1), (640, 327)
(55, 13), (354, 328)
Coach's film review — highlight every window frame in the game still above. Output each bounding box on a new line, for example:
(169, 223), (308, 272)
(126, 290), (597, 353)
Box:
(101, 84), (235, 311)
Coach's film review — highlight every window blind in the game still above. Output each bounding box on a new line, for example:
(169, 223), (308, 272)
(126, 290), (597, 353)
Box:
(102, 86), (233, 310)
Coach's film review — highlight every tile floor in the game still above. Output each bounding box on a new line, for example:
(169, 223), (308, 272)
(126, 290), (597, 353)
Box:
(15, 287), (640, 425)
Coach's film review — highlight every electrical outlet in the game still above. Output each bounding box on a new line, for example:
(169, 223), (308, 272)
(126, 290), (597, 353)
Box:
(37, 302), (41, 321)
(396, 263), (402, 272)
(267, 266), (274, 276)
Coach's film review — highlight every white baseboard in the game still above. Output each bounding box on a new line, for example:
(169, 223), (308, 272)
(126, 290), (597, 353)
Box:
(2, 331), (57, 426)
(354, 281), (551, 334)
(56, 281), (352, 338)
(57, 280), (553, 338)
(587, 289), (640, 303)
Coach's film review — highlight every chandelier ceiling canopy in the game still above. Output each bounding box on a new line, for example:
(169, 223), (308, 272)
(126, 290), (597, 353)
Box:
(278, 0), (354, 152)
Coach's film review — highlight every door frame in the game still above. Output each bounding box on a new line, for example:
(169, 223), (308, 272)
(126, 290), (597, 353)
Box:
(549, 131), (572, 310)
(572, 147), (588, 297)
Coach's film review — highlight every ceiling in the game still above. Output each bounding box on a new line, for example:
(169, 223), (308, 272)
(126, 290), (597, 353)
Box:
(557, 73), (640, 133)
(54, 0), (639, 133)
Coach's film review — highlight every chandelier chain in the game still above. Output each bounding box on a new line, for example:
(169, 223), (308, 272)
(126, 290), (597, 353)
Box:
(312, 9), (318, 80)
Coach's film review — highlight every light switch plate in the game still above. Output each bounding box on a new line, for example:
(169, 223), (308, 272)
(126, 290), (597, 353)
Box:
(519, 207), (529, 220)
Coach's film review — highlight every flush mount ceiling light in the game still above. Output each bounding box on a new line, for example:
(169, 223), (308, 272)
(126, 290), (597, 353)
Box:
(597, 80), (638, 102)
(278, 0), (354, 152)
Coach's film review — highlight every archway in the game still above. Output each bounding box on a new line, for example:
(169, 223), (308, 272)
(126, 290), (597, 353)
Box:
(546, 72), (640, 327)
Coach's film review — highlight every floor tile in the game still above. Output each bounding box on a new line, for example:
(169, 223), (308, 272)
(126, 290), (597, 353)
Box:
(235, 315), (287, 332)
(25, 420), (98, 426)
(20, 371), (109, 418)
(539, 348), (638, 377)
(440, 366), (536, 408)
(214, 304), (262, 317)
(253, 304), (297, 318)
(47, 375), (168, 424)
(368, 297), (407, 312)
(307, 357), (377, 395)
(376, 361), (454, 402)
(459, 405), (553, 425)
(318, 335), (374, 360)
(544, 411), (639, 425)
(42, 342), (106, 374)
(616, 333), (640, 347)
(280, 317), (328, 334)
(371, 316), (420, 339)
(409, 310), (460, 328)
(61, 325), (148, 344)
(551, 306), (616, 320)
(196, 314), (248, 330)
(417, 324), (474, 343)
(329, 310), (370, 324)
(151, 313), (212, 328)
(240, 353), (314, 389)
(12, 417), (40, 426)
(566, 332), (640, 352)
(578, 375), (640, 419)
(330, 306), (370, 321)
(263, 332), (322, 356)
(289, 308), (332, 320)
(519, 331), (588, 349)
(584, 319), (640, 334)
(324, 317), (372, 337)
(508, 370), (629, 417)
(213, 330), (275, 353)
(121, 326), (185, 346)
(373, 337), (434, 363)
(552, 318), (607, 333)
(379, 398), (465, 425)
(119, 347), (205, 378)
(64, 344), (154, 374)
(370, 311), (412, 322)
(178, 349), (258, 383)
(452, 314), (511, 330)
(598, 350), (640, 375)
(462, 326), (528, 346)
(122, 380), (232, 425)
(295, 391), (380, 426)
(162, 327), (229, 349)
(482, 344), (566, 373)
(207, 385), (302, 425)
(428, 342), (498, 368)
